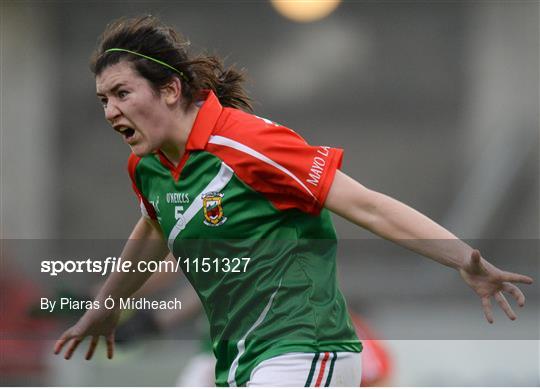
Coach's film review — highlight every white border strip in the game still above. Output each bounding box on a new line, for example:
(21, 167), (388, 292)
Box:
(208, 135), (316, 200)
(227, 279), (282, 386)
(167, 162), (233, 250)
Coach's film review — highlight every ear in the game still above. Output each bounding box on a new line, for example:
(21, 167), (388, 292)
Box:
(161, 77), (182, 105)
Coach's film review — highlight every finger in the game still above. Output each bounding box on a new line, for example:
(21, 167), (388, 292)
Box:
(468, 250), (482, 272)
(85, 336), (99, 360)
(106, 333), (115, 359)
(64, 338), (82, 360)
(494, 292), (516, 321)
(501, 271), (533, 285)
(54, 330), (73, 354)
(54, 338), (68, 355)
(471, 249), (481, 266)
(481, 296), (494, 324)
(503, 282), (526, 307)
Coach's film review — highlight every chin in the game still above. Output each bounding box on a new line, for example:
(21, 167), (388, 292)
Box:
(129, 144), (153, 157)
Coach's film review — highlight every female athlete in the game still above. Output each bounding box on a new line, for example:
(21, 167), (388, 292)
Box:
(54, 16), (533, 387)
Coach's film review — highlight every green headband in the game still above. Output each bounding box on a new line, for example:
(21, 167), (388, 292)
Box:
(105, 48), (188, 82)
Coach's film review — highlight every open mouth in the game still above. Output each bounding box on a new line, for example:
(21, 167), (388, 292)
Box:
(116, 126), (135, 140)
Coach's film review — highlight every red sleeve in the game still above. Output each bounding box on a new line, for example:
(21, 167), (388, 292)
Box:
(127, 153), (157, 220)
(206, 112), (343, 214)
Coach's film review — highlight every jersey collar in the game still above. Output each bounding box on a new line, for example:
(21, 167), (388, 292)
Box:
(186, 90), (223, 151)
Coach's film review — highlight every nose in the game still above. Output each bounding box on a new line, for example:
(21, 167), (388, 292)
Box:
(105, 101), (122, 122)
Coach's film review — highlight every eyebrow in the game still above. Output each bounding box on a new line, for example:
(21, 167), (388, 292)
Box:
(96, 82), (126, 97)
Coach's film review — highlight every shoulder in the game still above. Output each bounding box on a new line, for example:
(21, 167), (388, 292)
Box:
(210, 108), (309, 156)
(127, 153), (160, 176)
(127, 153), (165, 191)
(206, 109), (343, 214)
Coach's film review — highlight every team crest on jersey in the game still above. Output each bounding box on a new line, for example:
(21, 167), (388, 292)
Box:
(202, 192), (227, 226)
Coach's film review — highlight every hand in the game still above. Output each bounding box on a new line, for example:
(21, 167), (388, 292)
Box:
(54, 306), (121, 360)
(459, 249), (534, 323)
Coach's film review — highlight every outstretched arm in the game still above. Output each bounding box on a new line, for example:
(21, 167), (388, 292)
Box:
(54, 216), (169, 359)
(325, 170), (533, 322)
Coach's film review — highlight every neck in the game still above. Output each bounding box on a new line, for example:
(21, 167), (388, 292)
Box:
(160, 103), (199, 166)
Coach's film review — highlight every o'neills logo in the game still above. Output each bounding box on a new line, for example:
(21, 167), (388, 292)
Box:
(202, 192), (227, 226)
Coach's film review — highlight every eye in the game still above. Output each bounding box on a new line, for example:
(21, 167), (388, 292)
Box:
(99, 97), (108, 108)
(118, 90), (129, 99)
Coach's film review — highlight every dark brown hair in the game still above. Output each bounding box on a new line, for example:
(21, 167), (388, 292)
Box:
(90, 15), (253, 112)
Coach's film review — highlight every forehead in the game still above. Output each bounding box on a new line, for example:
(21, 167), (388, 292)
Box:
(95, 61), (146, 94)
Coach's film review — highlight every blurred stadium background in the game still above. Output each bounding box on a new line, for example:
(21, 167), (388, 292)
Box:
(1, 0), (539, 386)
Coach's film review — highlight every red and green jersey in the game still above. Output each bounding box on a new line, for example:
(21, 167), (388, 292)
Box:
(128, 91), (361, 386)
